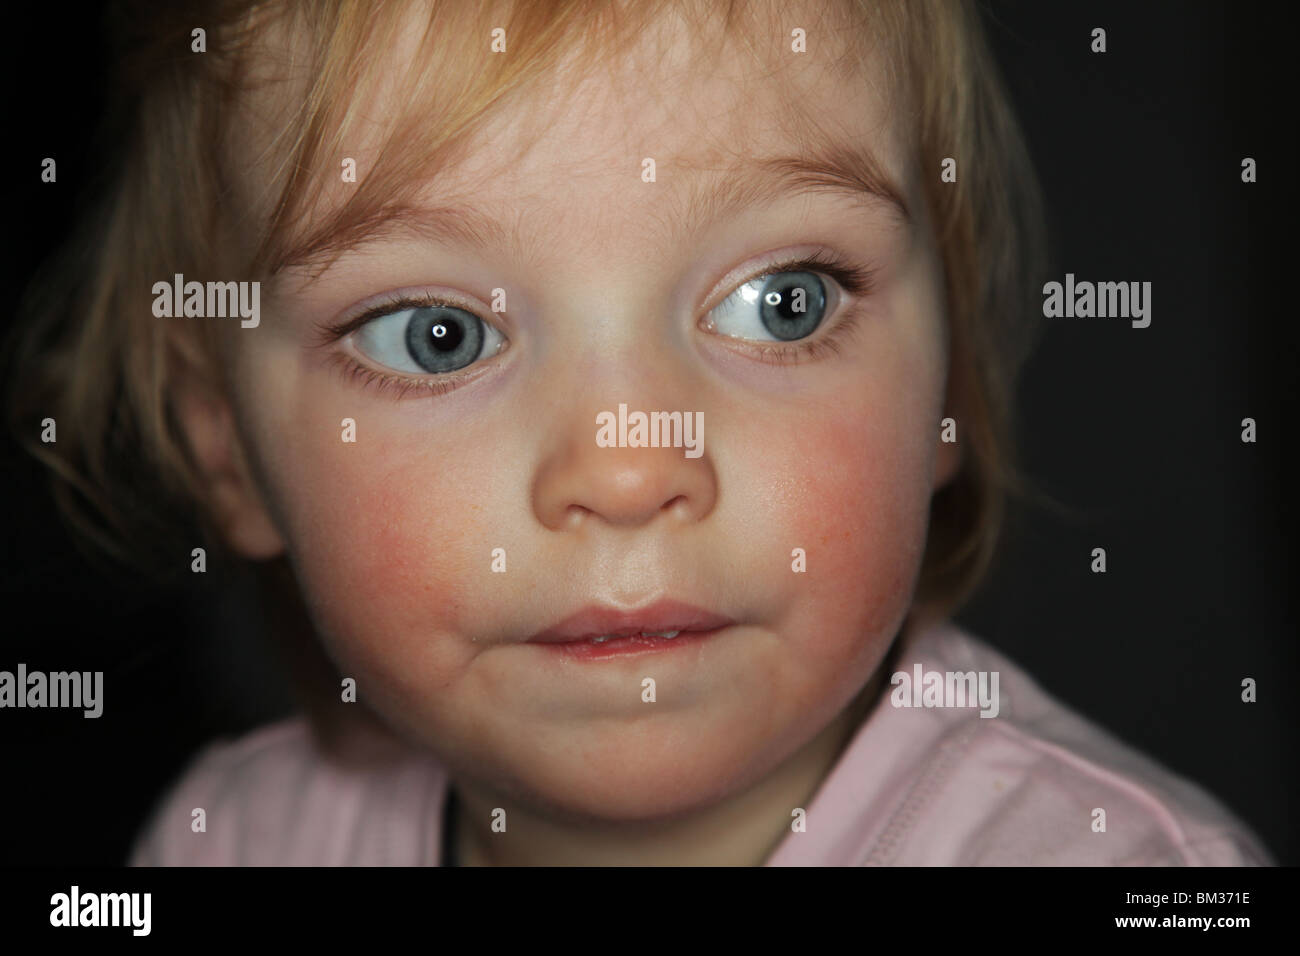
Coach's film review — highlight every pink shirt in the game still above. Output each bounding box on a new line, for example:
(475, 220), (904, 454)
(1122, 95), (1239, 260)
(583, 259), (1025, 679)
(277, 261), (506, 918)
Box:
(129, 620), (1273, 866)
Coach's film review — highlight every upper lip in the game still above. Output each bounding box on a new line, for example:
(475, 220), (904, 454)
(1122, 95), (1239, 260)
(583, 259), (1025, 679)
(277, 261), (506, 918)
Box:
(527, 598), (735, 643)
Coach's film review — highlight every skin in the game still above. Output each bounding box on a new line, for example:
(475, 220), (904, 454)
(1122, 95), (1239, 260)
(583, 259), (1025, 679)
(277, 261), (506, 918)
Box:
(180, 3), (961, 865)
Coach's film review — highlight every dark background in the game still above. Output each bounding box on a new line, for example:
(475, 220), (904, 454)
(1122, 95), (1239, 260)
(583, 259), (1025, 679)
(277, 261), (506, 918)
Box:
(1, 1), (1294, 865)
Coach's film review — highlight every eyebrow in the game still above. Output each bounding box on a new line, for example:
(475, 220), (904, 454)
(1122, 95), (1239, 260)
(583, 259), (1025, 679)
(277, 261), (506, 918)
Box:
(278, 141), (909, 273)
(676, 141), (910, 236)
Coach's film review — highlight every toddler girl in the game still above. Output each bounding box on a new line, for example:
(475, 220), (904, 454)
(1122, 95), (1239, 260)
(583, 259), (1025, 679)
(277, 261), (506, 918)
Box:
(14, 0), (1272, 865)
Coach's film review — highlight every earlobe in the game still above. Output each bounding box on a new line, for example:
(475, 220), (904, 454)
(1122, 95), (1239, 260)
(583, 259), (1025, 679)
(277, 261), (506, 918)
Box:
(215, 436), (287, 559)
(933, 422), (962, 491)
(172, 377), (286, 561)
(932, 356), (963, 492)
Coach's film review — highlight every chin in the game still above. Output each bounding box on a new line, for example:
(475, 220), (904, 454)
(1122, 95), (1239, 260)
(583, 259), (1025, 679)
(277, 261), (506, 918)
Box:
(480, 730), (775, 824)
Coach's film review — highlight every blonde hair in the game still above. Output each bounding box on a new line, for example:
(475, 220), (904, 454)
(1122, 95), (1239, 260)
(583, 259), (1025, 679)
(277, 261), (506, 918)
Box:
(10, 0), (1046, 749)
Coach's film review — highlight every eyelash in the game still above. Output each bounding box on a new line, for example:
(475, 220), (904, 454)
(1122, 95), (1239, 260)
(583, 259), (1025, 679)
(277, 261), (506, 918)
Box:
(318, 249), (875, 399)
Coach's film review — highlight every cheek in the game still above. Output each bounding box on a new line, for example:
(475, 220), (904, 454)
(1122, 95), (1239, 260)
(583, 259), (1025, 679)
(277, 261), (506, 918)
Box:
(751, 358), (940, 661)
(247, 386), (511, 694)
(804, 432), (927, 626)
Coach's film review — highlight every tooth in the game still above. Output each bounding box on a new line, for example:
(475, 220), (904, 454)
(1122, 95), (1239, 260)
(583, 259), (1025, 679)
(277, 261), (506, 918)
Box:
(590, 630), (682, 643)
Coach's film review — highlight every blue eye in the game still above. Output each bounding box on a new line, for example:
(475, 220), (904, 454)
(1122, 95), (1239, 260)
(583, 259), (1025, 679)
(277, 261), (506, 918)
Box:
(352, 305), (505, 374)
(705, 270), (829, 342)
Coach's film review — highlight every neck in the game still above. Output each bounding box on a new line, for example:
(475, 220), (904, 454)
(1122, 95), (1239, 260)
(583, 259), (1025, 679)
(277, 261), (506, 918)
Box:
(447, 663), (888, 866)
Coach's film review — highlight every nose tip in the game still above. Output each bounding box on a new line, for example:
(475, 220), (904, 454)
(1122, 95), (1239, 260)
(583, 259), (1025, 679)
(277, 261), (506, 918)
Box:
(563, 460), (695, 528)
(534, 437), (717, 531)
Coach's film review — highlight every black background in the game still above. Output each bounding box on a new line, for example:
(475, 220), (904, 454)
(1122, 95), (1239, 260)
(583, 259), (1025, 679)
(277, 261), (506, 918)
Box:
(1, 1), (1294, 866)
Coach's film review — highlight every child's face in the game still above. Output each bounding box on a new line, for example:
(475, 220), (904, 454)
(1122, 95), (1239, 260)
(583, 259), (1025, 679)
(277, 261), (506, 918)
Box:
(218, 4), (955, 818)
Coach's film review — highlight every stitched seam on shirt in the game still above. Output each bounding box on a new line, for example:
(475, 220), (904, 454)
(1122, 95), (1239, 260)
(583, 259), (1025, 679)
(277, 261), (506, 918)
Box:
(859, 719), (981, 865)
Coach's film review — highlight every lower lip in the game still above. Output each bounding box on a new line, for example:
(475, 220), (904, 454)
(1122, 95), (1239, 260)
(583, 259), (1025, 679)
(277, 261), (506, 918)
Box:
(530, 627), (728, 660)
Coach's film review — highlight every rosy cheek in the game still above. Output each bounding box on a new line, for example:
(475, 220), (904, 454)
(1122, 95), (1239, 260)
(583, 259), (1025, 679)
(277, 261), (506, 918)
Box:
(261, 413), (502, 686)
(763, 386), (934, 657)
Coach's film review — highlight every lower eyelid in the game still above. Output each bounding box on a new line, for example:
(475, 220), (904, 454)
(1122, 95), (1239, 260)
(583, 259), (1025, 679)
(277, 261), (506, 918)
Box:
(741, 306), (863, 365)
(324, 348), (488, 401)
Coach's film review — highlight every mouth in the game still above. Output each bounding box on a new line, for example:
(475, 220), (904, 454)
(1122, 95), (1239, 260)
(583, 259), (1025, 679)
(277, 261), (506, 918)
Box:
(526, 598), (735, 659)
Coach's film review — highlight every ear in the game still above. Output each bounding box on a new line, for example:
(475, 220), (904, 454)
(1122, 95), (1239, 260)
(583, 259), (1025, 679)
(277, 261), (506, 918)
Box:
(172, 373), (286, 560)
(933, 425), (961, 490)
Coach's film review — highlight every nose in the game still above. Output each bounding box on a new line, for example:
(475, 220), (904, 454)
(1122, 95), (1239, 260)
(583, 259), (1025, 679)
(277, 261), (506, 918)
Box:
(532, 410), (718, 531)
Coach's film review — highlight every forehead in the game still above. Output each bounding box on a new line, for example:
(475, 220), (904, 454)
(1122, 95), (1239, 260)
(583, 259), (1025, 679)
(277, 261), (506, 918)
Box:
(459, 11), (905, 201)
(228, 0), (912, 271)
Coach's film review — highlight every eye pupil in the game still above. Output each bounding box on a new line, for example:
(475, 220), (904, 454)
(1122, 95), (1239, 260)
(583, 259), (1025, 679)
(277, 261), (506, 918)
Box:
(428, 321), (462, 350)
